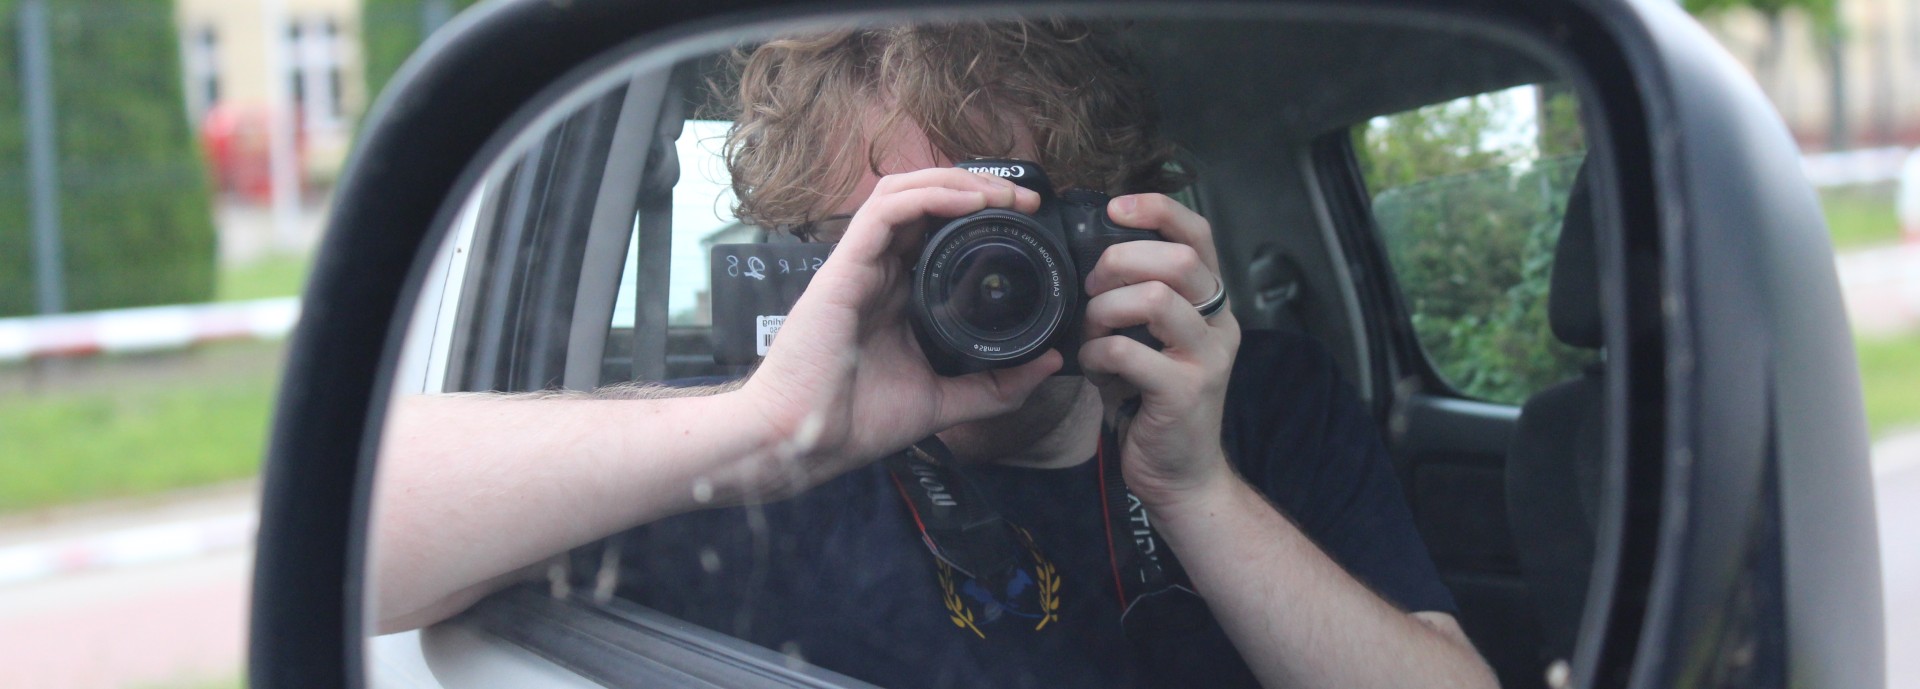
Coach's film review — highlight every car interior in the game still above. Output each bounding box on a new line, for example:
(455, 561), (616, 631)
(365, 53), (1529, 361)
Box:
(376, 11), (1617, 689)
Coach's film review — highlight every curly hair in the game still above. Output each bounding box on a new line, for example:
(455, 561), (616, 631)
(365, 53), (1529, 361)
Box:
(715, 19), (1189, 235)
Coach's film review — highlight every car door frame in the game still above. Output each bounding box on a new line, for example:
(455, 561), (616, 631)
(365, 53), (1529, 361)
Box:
(1304, 123), (1547, 689)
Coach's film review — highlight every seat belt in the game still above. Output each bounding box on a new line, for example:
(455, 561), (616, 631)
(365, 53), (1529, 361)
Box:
(630, 63), (693, 382)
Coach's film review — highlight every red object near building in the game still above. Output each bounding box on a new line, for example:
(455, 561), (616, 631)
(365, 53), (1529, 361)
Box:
(199, 104), (304, 204)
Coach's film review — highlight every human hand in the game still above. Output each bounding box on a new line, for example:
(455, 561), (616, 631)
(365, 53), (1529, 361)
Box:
(728, 168), (1060, 499)
(1078, 193), (1242, 506)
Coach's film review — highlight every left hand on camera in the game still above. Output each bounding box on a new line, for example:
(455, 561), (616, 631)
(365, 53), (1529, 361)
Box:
(1077, 193), (1242, 508)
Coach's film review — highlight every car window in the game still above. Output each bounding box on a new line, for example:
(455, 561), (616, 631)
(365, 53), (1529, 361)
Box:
(610, 119), (740, 330)
(1352, 84), (1599, 405)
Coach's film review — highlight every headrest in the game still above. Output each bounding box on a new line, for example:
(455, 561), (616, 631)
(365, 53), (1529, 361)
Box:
(1549, 161), (1602, 350)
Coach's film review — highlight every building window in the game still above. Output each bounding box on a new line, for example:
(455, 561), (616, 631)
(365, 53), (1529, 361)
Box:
(183, 25), (219, 122)
(286, 22), (306, 112)
(286, 17), (346, 132)
(323, 20), (344, 120)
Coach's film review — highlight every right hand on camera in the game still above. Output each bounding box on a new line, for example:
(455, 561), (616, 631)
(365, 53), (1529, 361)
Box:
(724, 167), (1059, 500)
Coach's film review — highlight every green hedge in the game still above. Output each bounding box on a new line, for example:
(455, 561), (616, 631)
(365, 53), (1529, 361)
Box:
(0, 0), (216, 317)
(362, 0), (482, 109)
(1355, 87), (1597, 405)
(1369, 156), (1597, 405)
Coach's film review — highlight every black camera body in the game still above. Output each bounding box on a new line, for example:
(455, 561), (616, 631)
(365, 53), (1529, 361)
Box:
(708, 159), (1159, 376)
(910, 159), (1159, 376)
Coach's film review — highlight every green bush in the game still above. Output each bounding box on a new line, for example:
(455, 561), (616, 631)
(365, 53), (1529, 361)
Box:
(0, 0), (217, 317)
(362, 0), (482, 109)
(1370, 157), (1597, 405)
(1355, 87), (1597, 405)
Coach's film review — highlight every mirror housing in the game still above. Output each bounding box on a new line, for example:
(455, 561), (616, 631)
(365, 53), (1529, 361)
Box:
(249, 2), (1882, 689)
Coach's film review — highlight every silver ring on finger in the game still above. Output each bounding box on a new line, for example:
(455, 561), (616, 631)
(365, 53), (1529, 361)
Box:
(1192, 278), (1227, 319)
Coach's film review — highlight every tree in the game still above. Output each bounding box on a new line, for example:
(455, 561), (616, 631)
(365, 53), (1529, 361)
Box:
(1354, 87), (1595, 404)
(0, 0), (217, 316)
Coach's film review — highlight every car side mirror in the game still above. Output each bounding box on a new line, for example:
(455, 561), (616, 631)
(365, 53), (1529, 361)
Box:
(248, 2), (1883, 689)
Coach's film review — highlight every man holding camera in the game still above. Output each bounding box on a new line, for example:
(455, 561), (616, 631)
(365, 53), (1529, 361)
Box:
(375, 19), (1497, 689)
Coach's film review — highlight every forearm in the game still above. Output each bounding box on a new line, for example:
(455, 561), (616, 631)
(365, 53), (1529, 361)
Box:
(1149, 470), (1497, 689)
(370, 389), (775, 632)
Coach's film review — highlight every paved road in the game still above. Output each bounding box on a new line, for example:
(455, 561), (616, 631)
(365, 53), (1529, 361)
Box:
(1879, 432), (1920, 689)
(0, 552), (248, 689)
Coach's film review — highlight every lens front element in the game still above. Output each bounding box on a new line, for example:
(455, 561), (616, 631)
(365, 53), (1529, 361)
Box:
(948, 241), (1044, 339)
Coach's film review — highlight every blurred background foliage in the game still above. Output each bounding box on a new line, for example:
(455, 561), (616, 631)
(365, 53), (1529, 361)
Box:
(1353, 85), (1596, 405)
(0, 0), (216, 317)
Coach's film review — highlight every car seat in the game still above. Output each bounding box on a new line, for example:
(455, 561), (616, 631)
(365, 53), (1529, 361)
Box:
(1505, 161), (1605, 668)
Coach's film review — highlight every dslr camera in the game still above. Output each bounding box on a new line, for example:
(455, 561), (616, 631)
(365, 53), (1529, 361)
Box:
(709, 159), (1160, 376)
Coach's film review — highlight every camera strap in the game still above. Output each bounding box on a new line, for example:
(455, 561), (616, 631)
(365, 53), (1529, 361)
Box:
(1093, 423), (1200, 619)
(882, 440), (1030, 583)
(881, 422), (1200, 628)
(882, 408), (1259, 685)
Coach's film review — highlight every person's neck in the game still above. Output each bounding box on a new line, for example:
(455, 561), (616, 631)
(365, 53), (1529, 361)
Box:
(969, 381), (1103, 470)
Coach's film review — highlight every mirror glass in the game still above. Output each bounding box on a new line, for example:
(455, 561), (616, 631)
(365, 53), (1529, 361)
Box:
(365, 10), (1609, 689)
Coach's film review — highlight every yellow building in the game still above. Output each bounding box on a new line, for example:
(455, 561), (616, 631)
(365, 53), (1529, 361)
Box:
(1702, 0), (1920, 149)
(174, 0), (365, 183)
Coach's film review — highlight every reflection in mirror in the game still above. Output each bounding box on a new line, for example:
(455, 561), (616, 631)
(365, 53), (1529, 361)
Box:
(367, 12), (1609, 689)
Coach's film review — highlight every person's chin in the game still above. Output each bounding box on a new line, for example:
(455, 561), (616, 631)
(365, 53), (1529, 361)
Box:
(940, 377), (1092, 464)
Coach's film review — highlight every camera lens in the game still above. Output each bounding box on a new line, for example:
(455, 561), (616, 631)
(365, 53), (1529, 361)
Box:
(947, 242), (1043, 339)
(912, 210), (1072, 375)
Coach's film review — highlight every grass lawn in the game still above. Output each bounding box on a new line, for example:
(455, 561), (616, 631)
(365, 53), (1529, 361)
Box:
(1858, 331), (1920, 437)
(0, 254), (306, 513)
(216, 252), (312, 302)
(0, 342), (281, 514)
(1819, 183), (1903, 250)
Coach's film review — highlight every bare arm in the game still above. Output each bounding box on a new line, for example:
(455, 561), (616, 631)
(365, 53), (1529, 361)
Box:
(372, 388), (774, 634)
(1146, 469), (1496, 689)
(369, 168), (1056, 633)
(1078, 192), (1494, 687)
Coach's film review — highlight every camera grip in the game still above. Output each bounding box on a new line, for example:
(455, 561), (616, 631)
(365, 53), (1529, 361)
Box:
(1074, 224), (1165, 353)
(1106, 225), (1161, 244)
(1114, 324), (1164, 351)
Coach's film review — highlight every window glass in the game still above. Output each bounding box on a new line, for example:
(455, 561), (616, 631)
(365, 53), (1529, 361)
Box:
(1353, 84), (1597, 405)
(611, 119), (742, 329)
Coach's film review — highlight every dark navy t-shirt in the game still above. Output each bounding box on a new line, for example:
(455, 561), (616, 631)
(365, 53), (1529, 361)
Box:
(612, 330), (1453, 688)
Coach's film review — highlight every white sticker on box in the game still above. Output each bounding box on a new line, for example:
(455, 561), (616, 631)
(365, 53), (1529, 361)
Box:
(756, 315), (786, 356)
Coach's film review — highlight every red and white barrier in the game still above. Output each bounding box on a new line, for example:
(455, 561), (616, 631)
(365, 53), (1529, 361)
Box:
(0, 297), (299, 363)
(1802, 146), (1912, 188)
(1838, 244), (1920, 334)
(0, 512), (256, 587)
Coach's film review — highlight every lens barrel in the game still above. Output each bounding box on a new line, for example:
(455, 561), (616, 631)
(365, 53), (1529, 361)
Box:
(912, 209), (1073, 374)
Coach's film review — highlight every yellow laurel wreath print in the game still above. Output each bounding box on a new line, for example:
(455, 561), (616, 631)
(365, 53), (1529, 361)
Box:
(937, 562), (986, 638)
(1015, 527), (1062, 631)
(1032, 561), (1062, 630)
